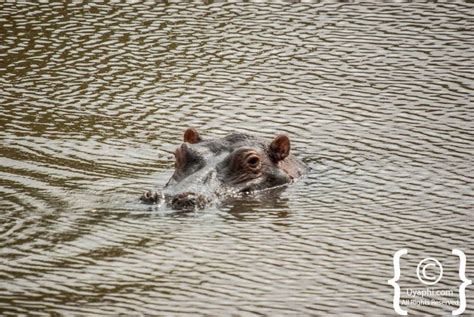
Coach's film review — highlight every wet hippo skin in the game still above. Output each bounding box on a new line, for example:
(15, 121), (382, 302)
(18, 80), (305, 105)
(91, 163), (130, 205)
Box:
(141, 128), (308, 211)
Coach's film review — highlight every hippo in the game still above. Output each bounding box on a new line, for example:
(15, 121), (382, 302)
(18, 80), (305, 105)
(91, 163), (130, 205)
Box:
(141, 128), (308, 210)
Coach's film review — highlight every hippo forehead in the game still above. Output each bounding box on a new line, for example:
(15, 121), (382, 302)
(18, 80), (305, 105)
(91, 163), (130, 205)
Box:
(186, 133), (267, 157)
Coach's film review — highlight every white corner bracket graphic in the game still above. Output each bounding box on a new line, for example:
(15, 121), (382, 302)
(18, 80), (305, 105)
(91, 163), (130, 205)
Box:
(452, 249), (472, 316)
(388, 249), (408, 316)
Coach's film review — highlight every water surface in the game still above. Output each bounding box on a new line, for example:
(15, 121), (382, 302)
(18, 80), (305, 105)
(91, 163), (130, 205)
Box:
(1, 2), (473, 316)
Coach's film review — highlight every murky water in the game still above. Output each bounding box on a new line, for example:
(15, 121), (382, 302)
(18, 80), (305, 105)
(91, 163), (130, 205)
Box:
(1, 2), (473, 316)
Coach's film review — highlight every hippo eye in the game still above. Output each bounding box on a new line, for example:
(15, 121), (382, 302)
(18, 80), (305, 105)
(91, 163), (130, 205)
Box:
(246, 154), (261, 169)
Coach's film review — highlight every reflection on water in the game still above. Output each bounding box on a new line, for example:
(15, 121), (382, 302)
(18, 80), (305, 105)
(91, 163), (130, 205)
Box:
(1, 2), (473, 315)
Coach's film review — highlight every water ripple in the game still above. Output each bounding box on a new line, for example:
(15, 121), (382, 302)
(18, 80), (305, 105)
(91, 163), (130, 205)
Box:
(1, 2), (473, 316)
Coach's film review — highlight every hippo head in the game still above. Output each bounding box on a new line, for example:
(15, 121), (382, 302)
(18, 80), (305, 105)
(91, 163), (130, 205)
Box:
(142, 128), (308, 210)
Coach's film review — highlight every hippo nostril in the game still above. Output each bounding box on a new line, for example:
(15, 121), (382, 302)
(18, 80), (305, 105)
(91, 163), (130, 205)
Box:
(171, 192), (208, 211)
(140, 190), (162, 204)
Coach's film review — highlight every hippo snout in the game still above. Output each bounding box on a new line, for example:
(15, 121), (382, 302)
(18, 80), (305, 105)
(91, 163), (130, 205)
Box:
(140, 190), (209, 211)
(171, 192), (208, 211)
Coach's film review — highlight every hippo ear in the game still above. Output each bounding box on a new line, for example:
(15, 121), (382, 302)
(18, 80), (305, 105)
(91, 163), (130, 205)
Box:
(269, 134), (290, 162)
(183, 128), (202, 144)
